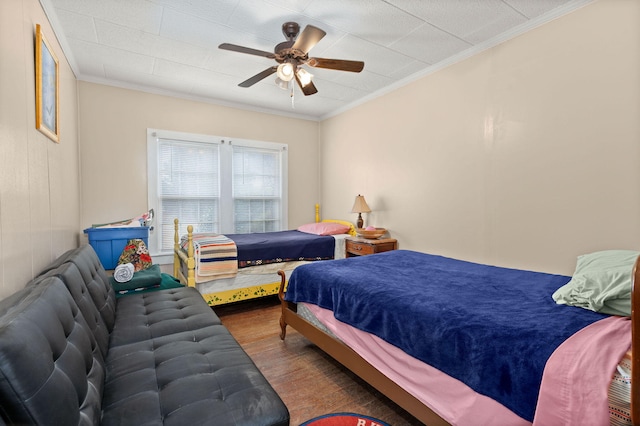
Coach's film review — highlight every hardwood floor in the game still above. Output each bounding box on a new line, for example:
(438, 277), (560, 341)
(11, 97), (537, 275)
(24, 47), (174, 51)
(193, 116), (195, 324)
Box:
(214, 296), (425, 426)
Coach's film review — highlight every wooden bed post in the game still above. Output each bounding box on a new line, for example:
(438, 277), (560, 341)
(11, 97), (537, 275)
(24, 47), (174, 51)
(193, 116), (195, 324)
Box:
(186, 225), (195, 287)
(315, 203), (320, 223)
(173, 219), (196, 288)
(631, 256), (639, 425)
(173, 219), (180, 278)
(278, 270), (289, 340)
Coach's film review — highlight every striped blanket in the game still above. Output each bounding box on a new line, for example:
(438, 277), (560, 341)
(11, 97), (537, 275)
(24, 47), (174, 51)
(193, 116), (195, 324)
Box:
(181, 233), (238, 283)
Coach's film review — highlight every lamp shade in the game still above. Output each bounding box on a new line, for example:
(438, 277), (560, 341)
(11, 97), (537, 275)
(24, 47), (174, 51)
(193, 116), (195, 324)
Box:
(276, 63), (294, 82)
(296, 68), (313, 87)
(275, 77), (290, 90)
(351, 195), (371, 213)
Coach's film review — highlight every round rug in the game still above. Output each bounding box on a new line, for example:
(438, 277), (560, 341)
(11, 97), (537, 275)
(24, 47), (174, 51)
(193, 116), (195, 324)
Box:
(300, 412), (391, 426)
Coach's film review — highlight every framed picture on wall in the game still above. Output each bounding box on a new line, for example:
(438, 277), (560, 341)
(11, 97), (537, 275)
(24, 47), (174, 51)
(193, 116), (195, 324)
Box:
(35, 24), (60, 143)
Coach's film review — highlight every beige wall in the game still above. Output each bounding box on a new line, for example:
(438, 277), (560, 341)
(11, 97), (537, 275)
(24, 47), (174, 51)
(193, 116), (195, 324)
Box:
(77, 82), (320, 243)
(0, 0), (80, 298)
(319, 0), (640, 275)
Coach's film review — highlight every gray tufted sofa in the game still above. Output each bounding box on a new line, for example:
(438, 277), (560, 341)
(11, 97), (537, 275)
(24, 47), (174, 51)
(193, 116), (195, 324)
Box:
(0, 244), (289, 425)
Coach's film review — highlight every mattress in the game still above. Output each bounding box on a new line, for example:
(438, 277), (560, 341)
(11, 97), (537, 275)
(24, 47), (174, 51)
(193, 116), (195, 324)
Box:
(190, 235), (348, 304)
(224, 229), (338, 267)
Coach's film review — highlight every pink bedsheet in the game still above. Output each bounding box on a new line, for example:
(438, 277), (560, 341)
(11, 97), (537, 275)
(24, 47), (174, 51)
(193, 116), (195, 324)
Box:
(533, 316), (631, 426)
(304, 304), (631, 426)
(304, 303), (529, 425)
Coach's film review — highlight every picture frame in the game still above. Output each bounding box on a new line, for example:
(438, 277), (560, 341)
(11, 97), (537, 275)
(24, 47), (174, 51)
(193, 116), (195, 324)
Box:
(35, 24), (60, 143)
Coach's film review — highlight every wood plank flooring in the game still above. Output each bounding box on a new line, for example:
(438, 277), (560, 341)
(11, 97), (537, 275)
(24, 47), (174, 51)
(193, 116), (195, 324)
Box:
(214, 296), (425, 426)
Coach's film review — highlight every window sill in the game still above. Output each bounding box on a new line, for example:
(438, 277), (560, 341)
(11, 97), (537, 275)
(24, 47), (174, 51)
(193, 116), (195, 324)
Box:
(151, 253), (173, 265)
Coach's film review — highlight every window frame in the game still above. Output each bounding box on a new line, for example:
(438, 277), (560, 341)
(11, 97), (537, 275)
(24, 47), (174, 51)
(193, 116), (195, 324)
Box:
(147, 128), (288, 263)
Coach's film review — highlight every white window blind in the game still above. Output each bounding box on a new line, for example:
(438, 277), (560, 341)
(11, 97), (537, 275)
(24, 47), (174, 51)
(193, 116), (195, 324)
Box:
(233, 145), (282, 233)
(147, 129), (288, 258)
(158, 139), (219, 252)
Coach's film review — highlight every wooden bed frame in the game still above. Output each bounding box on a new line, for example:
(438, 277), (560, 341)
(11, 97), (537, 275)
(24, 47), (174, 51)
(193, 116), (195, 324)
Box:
(173, 204), (356, 306)
(278, 257), (640, 425)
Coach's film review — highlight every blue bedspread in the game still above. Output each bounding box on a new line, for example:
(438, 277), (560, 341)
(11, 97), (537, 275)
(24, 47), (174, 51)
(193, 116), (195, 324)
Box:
(285, 250), (608, 421)
(226, 230), (335, 268)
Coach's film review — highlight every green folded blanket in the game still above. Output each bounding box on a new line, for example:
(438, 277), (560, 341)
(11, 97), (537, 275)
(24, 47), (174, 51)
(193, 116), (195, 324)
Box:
(110, 264), (162, 291)
(110, 266), (184, 297)
(116, 274), (184, 298)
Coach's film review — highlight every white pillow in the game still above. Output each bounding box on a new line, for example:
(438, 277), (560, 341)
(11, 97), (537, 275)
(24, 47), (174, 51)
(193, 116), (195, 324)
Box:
(552, 250), (640, 316)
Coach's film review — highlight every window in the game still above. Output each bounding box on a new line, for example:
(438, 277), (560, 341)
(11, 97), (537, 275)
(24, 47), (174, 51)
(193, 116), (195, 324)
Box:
(147, 129), (288, 258)
(233, 145), (283, 233)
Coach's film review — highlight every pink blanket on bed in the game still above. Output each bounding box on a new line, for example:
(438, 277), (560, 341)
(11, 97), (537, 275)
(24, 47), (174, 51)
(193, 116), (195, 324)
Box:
(533, 315), (631, 426)
(305, 304), (631, 425)
(304, 303), (529, 425)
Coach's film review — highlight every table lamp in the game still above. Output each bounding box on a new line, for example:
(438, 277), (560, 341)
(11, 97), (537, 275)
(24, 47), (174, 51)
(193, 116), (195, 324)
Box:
(351, 194), (371, 229)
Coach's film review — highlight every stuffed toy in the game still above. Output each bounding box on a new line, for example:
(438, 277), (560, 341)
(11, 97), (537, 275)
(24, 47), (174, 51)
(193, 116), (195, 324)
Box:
(117, 238), (152, 271)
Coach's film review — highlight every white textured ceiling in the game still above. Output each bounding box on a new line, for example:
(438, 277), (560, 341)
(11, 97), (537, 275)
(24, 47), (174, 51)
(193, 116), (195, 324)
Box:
(41, 0), (593, 120)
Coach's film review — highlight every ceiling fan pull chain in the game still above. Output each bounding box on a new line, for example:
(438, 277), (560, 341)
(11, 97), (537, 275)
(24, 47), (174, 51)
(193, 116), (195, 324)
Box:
(290, 85), (295, 108)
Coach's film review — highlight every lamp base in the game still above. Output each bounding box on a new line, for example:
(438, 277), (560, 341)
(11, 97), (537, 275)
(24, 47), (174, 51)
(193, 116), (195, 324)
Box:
(357, 213), (363, 229)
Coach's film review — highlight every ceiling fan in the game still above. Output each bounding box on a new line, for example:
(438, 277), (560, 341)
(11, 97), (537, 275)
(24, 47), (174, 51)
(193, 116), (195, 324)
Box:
(219, 22), (364, 96)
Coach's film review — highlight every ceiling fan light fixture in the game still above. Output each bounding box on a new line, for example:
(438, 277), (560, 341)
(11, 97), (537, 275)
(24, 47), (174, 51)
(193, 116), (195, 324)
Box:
(275, 77), (290, 90)
(276, 63), (295, 81)
(220, 22), (363, 96)
(296, 68), (313, 87)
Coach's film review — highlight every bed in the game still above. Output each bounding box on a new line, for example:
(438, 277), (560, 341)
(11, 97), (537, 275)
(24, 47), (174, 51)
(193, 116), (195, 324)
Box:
(278, 249), (639, 425)
(173, 205), (355, 306)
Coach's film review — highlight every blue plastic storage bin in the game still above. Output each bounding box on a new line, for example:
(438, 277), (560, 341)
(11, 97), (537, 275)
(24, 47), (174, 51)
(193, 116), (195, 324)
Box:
(83, 227), (150, 270)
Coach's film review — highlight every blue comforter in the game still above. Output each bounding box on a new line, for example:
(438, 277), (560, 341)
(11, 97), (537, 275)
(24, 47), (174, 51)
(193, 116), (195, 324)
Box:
(285, 250), (608, 421)
(226, 230), (335, 267)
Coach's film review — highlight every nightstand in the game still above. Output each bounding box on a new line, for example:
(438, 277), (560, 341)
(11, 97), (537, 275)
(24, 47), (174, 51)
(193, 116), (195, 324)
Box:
(345, 237), (398, 257)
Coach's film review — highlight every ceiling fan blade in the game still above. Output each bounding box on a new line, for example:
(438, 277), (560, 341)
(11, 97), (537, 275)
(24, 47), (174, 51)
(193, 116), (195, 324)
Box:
(307, 58), (364, 73)
(292, 25), (326, 54)
(295, 73), (318, 96)
(219, 43), (275, 59)
(238, 67), (277, 88)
